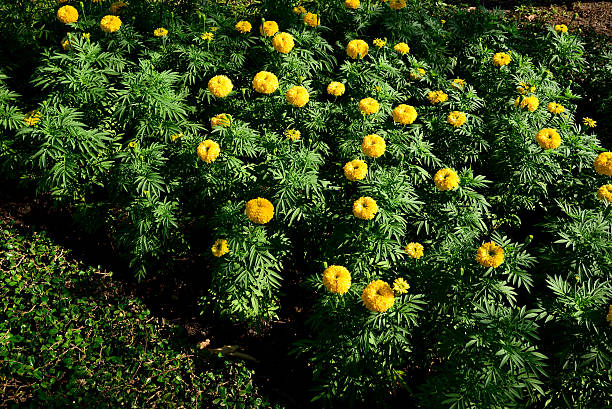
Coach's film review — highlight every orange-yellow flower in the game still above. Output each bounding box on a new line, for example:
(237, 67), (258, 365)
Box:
(359, 97), (379, 115)
(272, 32), (295, 53)
(447, 111), (467, 127)
(211, 239), (229, 257)
(327, 81), (345, 96)
(428, 90), (448, 104)
(389, 0), (407, 10)
(208, 75), (233, 98)
(594, 152), (612, 176)
(597, 185), (612, 203)
(352, 196), (378, 220)
(303, 12), (320, 27)
(57, 5), (78, 24)
(476, 241), (504, 268)
(361, 134), (385, 158)
(259, 21), (279, 36)
(245, 198), (275, 224)
(434, 168), (459, 191)
(492, 52), (511, 67)
(343, 159), (368, 181)
(346, 39), (369, 59)
(197, 140), (220, 163)
(210, 113), (231, 128)
(252, 71), (279, 94)
(393, 42), (410, 55)
(362, 280), (394, 312)
(535, 128), (561, 149)
(547, 102), (565, 114)
(100, 15), (122, 33)
(286, 86), (309, 107)
(322, 265), (351, 294)
(392, 104), (417, 125)
(405, 242), (424, 259)
(345, 0), (360, 9)
(235, 21), (252, 33)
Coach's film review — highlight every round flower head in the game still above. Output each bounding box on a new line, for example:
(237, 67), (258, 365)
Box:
(352, 196), (378, 220)
(393, 42), (410, 55)
(392, 104), (417, 125)
(284, 129), (301, 141)
(260, 21), (279, 36)
(327, 81), (345, 97)
(245, 198), (275, 224)
(322, 265), (351, 294)
(359, 97), (379, 115)
(547, 102), (565, 114)
(24, 110), (42, 126)
(211, 239), (229, 257)
(447, 111), (467, 128)
(109, 1), (127, 15)
(272, 32), (295, 53)
(428, 90), (448, 104)
(235, 21), (252, 33)
(57, 5), (78, 24)
(362, 280), (395, 312)
(434, 168), (459, 191)
(293, 6), (306, 14)
(594, 152), (612, 176)
(208, 75), (233, 98)
(303, 12), (320, 27)
(252, 71), (279, 94)
(346, 39), (369, 59)
(392, 278), (410, 294)
(345, 0), (360, 9)
(451, 78), (466, 89)
(517, 95), (539, 112)
(389, 0), (407, 10)
(286, 86), (309, 107)
(410, 68), (426, 80)
(597, 185), (612, 203)
(492, 52), (511, 67)
(535, 128), (561, 149)
(344, 159), (368, 181)
(554, 24), (568, 33)
(476, 241), (505, 268)
(197, 140), (220, 163)
(153, 27), (168, 37)
(210, 113), (231, 128)
(100, 15), (122, 33)
(405, 242), (424, 259)
(361, 134), (386, 158)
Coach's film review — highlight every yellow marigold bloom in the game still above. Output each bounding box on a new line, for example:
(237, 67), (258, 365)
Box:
(208, 75), (233, 98)
(373, 38), (387, 48)
(362, 280), (394, 312)
(109, 1), (127, 15)
(392, 278), (410, 294)
(516, 80), (536, 94)
(252, 71), (279, 94)
(594, 152), (612, 176)
(476, 241), (505, 268)
(24, 110), (42, 126)
(597, 185), (612, 203)
(392, 104), (417, 125)
(346, 39), (369, 59)
(197, 140), (220, 163)
(554, 24), (568, 33)
(359, 97), (379, 115)
(515, 95), (539, 112)
(303, 12), (320, 27)
(201, 32), (214, 41)
(583, 117), (597, 128)
(345, 0), (360, 9)
(272, 32), (295, 54)
(361, 134), (386, 158)
(286, 86), (309, 107)
(100, 15), (122, 33)
(293, 6), (307, 14)
(492, 52), (511, 67)
(428, 90), (448, 104)
(410, 68), (426, 80)
(259, 21), (279, 37)
(82, 32), (91, 40)
(393, 42), (410, 55)
(389, 0), (407, 10)
(434, 168), (459, 191)
(451, 78), (466, 88)
(535, 128), (561, 150)
(210, 113), (231, 128)
(327, 81), (345, 97)
(322, 265), (351, 294)
(57, 5), (78, 24)
(547, 102), (565, 114)
(284, 129), (301, 141)
(344, 159), (368, 181)
(154, 27), (168, 37)
(607, 305), (612, 327)
(405, 242), (424, 259)
(352, 196), (378, 220)
(211, 239), (229, 257)
(245, 198), (274, 224)
(171, 132), (183, 142)
(235, 21), (252, 33)
(447, 111), (467, 128)
(61, 38), (71, 50)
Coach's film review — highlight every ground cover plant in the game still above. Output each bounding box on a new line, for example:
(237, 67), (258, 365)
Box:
(0, 0), (611, 407)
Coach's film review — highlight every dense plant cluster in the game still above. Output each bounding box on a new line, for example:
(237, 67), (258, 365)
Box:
(1, 0), (611, 407)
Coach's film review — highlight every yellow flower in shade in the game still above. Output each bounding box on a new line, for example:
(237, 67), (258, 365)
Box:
(352, 196), (378, 220)
(428, 90), (448, 104)
(211, 239), (229, 257)
(100, 15), (122, 33)
(57, 5), (78, 24)
(517, 80), (536, 94)
(393, 42), (410, 55)
(327, 81), (345, 96)
(109, 1), (127, 15)
(535, 128), (561, 150)
(373, 38), (387, 48)
(389, 0), (407, 10)
(547, 102), (565, 114)
(361, 134), (386, 158)
(409, 68), (426, 80)
(61, 38), (71, 50)
(476, 241), (505, 268)
(607, 305), (612, 327)
(235, 21), (252, 33)
(24, 110), (42, 126)
(554, 24), (568, 33)
(272, 32), (295, 53)
(516, 95), (539, 112)
(345, 0), (360, 9)
(359, 97), (379, 115)
(583, 117), (597, 128)
(405, 242), (424, 259)
(293, 6), (307, 14)
(447, 111), (467, 128)
(594, 152), (612, 176)
(362, 280), (394, 312)
(451, 78), (466, 89)
(252, 71), (279, 94)
(201, 32), (214, 41)
(597, 185), (612, 203)
(171, 132), (183, 142)
(303, 12), (320, 27)
(208, 75), (233, 98)
(434, 168), (459, 191)
(154, 27), (168, 37)
(492, 52), (511, 67)
(128, 141), (137, 149)
(346, 39), (369, 59)
(210, 113), (231, 128)
(210, 27), (219, 32)
(286, 86), (309, 107)
(82, 33), (91, 40)
(197, 140), (220, 163)
(284, 129), (301, 141)
(392, 104), (417, 125)
(259, 21), (279, 37)
(245, 198), (274, 224)
(344, 159), (368, 181)
(392, 278), (410, 294)
(322, 265), (351, 294)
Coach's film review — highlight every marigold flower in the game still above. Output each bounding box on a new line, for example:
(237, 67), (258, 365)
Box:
(284, 129), (301, 141)
(392, 104), (417, 125)
(547, 102), (565, 114)
(259, 21), (279, 37)
(100, 15), (122, 33)
(476, 241), (504, 268)
(171, 132), (183, 142)
(392, 278), (410, 294)
(554, 24), (568, 33)
(405, 242), (424, 259)
(362, 280), (394, 312)
(327, 81), (345, 96)
(361, 134), (385, 158)
(428, 90), (448, 104)
(434, 168), (459, 191)
(393, 42), (410, 55)
(211, 239), (229, 257)
(82, 33), (91, 40)
(594, 152), (612, 176)
(210, 113), (231, 128)
(597, 185), (612, 203)
(272, 32), (295, 53)
(359, 97), (379, 115)
(303, 12), (320, 27)
(607, 305), (612, 327)
(345, 0), (360, 9)
(447, 111), (467, 127)
(286, 86), (309, 107)
(389, 0), (407, 10)
(109, 1), (127, 15)
(293, 6), (307, 14)
(492, 52), (511, 67)
(583, 117), (597, 128)
(197, 140), (220, 163)
(24, 110), (42, 126)
(346, 39), (369, 59)
(352, 196), (378, 220)
(201, 32), (214, 41)
(344, 159), (368, 181)
(252, 71), (279, 94)
(235, 21), (252, 33)
(517, 95), (539, 112)
(535, 128), (561, 150)
(517, 80), (536, 94)
(154, 27), (168, 37)
(57, 5), (78, 24)
(409, 68), (426, 80)
(373, 38), (387, 48)
(61, 38), (71, 51)
(322, 265), (351, 294)
(208, 75), (233, 98)
(451, 78), (466, 88)
(246, 198), (274, 224)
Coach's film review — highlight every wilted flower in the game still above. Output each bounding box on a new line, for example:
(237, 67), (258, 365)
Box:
(211, 239), (229, 257)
